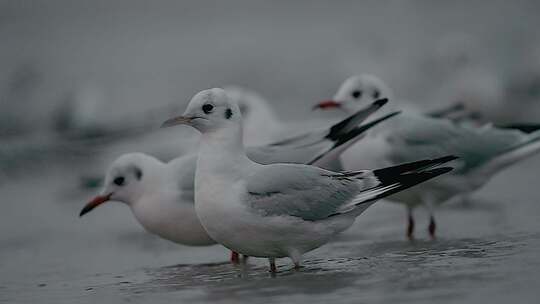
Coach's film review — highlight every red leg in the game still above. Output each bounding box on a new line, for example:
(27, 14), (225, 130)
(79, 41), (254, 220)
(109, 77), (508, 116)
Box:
(428, 215), (436, 240)
(230, 251), (240, 264)
(269, 258), (277, 273)
(407, 208), (415, 241)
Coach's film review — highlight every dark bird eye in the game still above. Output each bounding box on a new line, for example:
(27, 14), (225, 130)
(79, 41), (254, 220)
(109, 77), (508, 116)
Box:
(202, 104), (214, 114)
(372, 90), (380, 99)
(113, 176), (125, 186)
(352, 90), (362, 99)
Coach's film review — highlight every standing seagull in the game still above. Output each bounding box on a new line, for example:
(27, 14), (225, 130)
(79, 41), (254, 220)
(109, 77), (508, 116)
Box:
(80, 98), (398, 263)
(315, 74), (540, 239)
(161, 88), (454, 272)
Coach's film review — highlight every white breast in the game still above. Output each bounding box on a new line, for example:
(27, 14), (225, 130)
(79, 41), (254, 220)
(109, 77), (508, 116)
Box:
(131, 191), (215, 246)
(194, 171), (356, 258)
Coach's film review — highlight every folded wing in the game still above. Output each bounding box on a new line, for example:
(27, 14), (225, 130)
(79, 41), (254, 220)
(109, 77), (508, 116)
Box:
(244, 156), (455, 221)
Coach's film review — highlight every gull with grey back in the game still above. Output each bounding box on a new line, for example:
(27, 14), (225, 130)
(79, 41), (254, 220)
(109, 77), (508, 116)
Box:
(79, 95), (397, 263)
(315, 74), (540, 239)
(162, 88), (455, 272)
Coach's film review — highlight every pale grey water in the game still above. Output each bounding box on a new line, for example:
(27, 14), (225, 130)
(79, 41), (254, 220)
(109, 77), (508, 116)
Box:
(2, 157), (540, 303)
(2, 1), (540, 303)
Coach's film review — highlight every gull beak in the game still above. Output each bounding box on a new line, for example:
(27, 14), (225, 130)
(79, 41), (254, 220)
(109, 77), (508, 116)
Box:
(79, 193), (112, 217)
(313, 100), (342, 110)
(160, 116), (193, 128)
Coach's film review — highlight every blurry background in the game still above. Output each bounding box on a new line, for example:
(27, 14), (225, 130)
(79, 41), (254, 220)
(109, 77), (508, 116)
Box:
(1, 1), (540, 303)
(2, 0), (540, 134)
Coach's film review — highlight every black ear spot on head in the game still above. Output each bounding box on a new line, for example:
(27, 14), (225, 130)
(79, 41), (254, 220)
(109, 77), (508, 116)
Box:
(238, 103), (248, 115)
(225, 108), (233, 119)
(134, 167), (143, 180)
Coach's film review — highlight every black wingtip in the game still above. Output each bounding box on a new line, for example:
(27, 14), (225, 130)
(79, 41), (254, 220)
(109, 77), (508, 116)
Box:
(383, 166), (454, 190)
(325, 98), (390, 141)
(352, 166), (454, 208)
(373, 155), (458, 181)
(430, 155), (459, 164)
(336, 111), (401, 144)
(308, 111), (402, 165)
(498, 123), (540, 134)
(373, 98), (388, 108)
(424, 166), (454, 177)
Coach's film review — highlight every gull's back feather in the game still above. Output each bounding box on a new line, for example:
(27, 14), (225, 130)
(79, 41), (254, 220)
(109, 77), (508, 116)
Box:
(244, 157), (455, 221)
(385, 113), (540, 174)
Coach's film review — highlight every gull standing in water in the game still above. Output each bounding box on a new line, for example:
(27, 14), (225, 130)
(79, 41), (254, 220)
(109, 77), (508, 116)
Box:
(80, 97), (398, 263)
(161, 88), (454, 272)
(315, 74), (540, 240)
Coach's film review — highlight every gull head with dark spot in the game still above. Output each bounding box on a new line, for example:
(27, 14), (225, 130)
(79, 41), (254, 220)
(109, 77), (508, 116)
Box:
(79, 152), (217, 246)
(79, 153), (156, 217)
(161, 88), (242, 134)
(315, 74), (394, 114)
(159, 88), (455, 273)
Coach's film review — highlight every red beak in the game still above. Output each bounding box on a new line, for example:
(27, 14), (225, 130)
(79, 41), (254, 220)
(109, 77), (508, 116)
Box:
(313, 100), (341, 110)
(79, 193), (112, 217)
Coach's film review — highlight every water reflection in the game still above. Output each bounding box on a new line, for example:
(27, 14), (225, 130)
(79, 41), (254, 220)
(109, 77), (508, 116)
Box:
(99, 235), (526, 303)
(125, 259), (362, 298)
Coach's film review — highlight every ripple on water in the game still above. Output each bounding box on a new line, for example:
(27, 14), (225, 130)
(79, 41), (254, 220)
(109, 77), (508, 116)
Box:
(72, 234), (529, 304)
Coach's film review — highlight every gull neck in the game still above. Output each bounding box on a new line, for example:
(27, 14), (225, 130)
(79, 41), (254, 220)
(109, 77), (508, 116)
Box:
(197, 122), (251, 175)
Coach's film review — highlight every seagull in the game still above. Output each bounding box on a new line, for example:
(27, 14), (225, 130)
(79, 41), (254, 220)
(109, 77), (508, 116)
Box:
(314, 74), (540, 240)
(79, 97), (398, 263)
(161, 88), (454, 272)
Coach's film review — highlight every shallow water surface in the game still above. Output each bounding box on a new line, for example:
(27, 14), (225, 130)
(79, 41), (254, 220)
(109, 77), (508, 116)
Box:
(2, 157), (540, 303)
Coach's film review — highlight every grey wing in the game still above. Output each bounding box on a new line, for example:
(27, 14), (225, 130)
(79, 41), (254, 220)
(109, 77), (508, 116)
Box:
(266, 129), (328, 148)
(388, 113), (529, 173)
(168, 153), (198, 203)
(243, 164), (376, 221)
(246, 141), (330, 165)
(247, 99), (392, 166)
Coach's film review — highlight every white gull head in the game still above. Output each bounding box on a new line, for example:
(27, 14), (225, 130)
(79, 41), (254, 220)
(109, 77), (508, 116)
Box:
(316, 75), (394, 114)
(162, 88), (242, 135)
(80, 152), (215, 246)
(79, 153), (162, 216)
(332, 75), (394, 113)
(224, 86), (281, 145)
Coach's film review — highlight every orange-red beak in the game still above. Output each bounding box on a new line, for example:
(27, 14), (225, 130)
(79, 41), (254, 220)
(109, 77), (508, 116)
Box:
(79, 193), (112, 217)
(313, 100), (341, 110)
